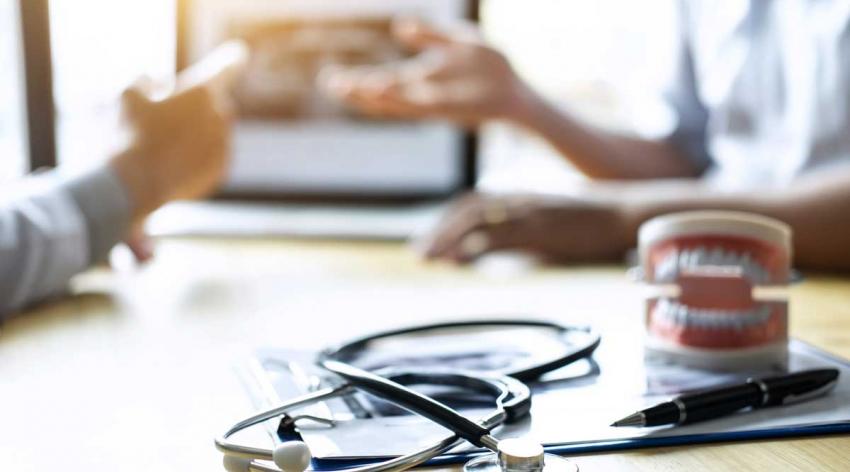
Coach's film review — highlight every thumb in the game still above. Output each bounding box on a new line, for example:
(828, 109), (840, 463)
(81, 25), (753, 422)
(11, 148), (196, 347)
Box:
(392, 18), (455, 51)
(124, 226), (155, 264)
(121, 76), (155, 120)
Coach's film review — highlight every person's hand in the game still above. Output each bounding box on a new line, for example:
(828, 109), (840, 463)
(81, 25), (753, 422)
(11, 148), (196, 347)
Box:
(110, 41), (249, 224)
(323, 18), (532, 126)
(419, 193), (633, 264)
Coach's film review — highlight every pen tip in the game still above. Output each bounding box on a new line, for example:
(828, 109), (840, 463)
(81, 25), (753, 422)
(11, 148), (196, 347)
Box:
(611, 412), (645, 427)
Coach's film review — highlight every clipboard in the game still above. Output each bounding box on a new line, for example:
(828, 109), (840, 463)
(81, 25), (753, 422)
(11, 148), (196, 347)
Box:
(238, 337), (850, 469)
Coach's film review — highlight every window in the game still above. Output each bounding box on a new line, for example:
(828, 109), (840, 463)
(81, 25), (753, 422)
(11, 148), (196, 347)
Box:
(50, 0), (176, 170)
(0, 0), (27, 181)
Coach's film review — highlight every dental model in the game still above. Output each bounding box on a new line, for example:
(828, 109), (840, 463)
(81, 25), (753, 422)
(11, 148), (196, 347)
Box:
(639, 211), (792, 370)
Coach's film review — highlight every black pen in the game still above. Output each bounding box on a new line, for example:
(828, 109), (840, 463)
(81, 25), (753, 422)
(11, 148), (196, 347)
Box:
(612, 368), (840, 427)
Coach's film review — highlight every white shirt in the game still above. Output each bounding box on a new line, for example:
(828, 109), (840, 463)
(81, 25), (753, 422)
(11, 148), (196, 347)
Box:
(666, 0), (850, 188)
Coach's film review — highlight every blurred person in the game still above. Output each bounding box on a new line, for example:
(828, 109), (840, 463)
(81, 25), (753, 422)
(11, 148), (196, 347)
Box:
(0, 42), (247, 317)
(326, 4), (850, 271)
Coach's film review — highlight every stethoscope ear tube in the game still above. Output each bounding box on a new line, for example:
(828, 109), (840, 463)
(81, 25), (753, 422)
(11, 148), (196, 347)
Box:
(321, 360), (493, 448)
(507, 326), (602, 382)
(216, 369), (525, 472)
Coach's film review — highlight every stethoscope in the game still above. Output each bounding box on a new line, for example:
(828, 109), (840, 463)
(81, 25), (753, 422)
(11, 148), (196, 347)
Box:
(216, 320), (601, 472)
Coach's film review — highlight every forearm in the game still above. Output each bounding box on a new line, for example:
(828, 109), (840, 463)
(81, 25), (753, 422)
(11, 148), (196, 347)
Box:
(509, 86), (701, 180)
(612, 171), (850, 271)
(0, 167), (132, 317)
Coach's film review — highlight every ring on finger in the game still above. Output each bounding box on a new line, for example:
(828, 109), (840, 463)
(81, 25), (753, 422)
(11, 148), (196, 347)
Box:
(481, 202), (509, 226)
(460, 230), (490, 258)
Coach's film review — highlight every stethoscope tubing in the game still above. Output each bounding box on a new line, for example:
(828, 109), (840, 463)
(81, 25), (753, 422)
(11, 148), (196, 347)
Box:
(323, 319), (601, 383)
(217, 319), (599, 472)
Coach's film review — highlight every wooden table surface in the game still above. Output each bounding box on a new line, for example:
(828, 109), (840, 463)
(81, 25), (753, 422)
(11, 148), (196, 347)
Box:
(2, 237), (849, 471)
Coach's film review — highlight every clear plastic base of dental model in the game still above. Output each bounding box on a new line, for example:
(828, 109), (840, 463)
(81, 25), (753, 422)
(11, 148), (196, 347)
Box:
(644, 337), (789, 371)
(463, 453), (578, 472)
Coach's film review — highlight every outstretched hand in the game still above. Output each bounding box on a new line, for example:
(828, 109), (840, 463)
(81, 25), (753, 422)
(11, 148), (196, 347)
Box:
(111, 40), (248, 222)
(324, 18), (531, 126)
(110, 41), (248, 263)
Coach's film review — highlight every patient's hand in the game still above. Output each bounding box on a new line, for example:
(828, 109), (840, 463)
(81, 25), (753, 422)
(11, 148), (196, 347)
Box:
(324, 18), (531, 126)
(419, 193), (632, 264)
(111, 41), (248, 224)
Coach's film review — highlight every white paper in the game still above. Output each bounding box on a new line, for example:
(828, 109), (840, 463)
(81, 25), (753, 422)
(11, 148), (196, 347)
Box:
(244, 334), (850, 460)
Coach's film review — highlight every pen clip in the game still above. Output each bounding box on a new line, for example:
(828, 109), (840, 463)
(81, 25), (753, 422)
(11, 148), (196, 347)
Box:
(780, 379), (839, 406)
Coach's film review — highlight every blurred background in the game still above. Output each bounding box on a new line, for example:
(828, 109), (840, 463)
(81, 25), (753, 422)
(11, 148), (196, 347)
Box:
(1, 0), (677, 235)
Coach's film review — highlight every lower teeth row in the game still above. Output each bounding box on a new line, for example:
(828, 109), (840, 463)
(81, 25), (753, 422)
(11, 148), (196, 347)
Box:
(654, 299), (772, 330)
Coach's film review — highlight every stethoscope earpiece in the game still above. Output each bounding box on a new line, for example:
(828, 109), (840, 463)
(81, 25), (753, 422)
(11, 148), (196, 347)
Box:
(274, 441), (312, 472)
(222, 454), (253, 472)
(221, 441), (311, 472)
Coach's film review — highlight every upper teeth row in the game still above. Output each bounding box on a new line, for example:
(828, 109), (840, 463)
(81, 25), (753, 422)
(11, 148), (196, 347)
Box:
(654, 247), (770, 284)
(654, 299), (772, 330)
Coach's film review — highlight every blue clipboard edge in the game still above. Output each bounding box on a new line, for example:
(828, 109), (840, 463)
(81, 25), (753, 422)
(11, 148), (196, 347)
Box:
(310, 339), (850, 470)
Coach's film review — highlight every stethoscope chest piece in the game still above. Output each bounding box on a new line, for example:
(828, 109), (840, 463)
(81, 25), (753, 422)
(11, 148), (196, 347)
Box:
(463, 438), (577, 472)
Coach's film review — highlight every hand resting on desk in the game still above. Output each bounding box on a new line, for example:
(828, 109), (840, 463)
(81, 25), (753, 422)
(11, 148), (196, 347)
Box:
(420, 170), (850, 272)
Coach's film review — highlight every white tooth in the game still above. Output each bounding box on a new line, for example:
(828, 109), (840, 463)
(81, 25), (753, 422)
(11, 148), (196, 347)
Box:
(667, 301), (680, 323)
(697, 309), (710, 328)
(709, 310), (725, 329)
(749, 266), (763, 284)
(724, 315), (736, 329)
(656, 299), (668, 321)
(680, 306), (692, 327)
(678, 249), (691, 273)
(656, 250), (678, 282)
(656, 299), (671, 322)
(663, 251), (679, 280)
(692, 309), (707, 328)
(705, 311), (718, 329)
(757, 264), (769, 284)
(708, 248), (724, 265)
(655, 252), (672, 281)
(722, 250), (739, 267)
(689, 249), (702, 268)
(693, 246), (708, 265)
(740, 254), (757, 282)
(732, 312), (746, 329)
(677, 303), (689, 325)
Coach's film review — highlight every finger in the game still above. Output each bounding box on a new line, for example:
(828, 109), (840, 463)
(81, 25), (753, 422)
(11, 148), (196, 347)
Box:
(450, 223), (528, 263)
(121, 77), (155, 120)
(422, 195), (531, 262)
(130, 75), (157, 96)
(392, 17), (455, 51)
(319, 64), (354, 97)
(176, 40), (249, 92)
(419, 195), (488, 259)
(124, 227), (155, 264)
(345, 86), (430, 119)
(332, 72), (431, 119)
(324, 67), (392, 100)
(175, 40), (250, 108)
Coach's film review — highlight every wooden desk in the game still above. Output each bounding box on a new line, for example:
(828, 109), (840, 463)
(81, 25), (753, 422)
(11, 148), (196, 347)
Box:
(2, 238), (849, 471)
